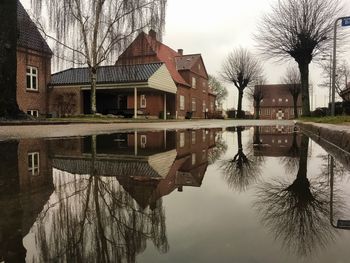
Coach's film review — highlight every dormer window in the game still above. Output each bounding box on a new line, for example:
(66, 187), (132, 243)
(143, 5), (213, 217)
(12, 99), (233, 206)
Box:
(26, 66), (38, 91)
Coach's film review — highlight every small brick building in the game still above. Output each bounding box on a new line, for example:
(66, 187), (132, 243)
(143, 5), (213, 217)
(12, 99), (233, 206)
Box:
(16, 1), (52, 117)
(254, 84), (302, 120)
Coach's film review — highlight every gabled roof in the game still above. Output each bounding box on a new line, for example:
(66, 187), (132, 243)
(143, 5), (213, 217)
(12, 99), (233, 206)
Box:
(50, 62), (163, 86)
(17, 1), (52, 55)
(117, 31), (191, 87)
(175, 54), (201, 70)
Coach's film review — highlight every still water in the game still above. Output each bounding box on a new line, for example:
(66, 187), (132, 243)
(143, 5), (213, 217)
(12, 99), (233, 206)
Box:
(1, 126), (350, 263)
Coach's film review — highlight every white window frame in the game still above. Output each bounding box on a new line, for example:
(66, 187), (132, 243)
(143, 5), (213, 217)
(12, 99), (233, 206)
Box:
(191, 153), (196, 165)
(26, 66), (38, 91)
(179, 132), (185, 148)
(27, 110), (39, 117)
(28, 152), (40, 176)
(266, 108), (270, 116)
(140, 135), (147, 148)
(202, 101), (206, 113)
(140, 94), (146, 108)
(192, 77), (196, 89)
(180, 95), (185, 110)
(191, 131), (196, 144)
(191, 98), (196, 112)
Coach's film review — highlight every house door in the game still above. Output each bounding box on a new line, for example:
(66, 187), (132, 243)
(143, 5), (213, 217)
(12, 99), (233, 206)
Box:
(276, 110), (284, 120)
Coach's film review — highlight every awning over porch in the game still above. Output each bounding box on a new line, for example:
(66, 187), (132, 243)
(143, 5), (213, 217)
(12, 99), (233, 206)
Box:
(50, 62), (177, 94)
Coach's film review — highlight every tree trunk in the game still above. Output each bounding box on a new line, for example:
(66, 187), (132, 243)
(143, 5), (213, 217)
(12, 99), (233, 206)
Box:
(293, 95), (298, 119)
(90, 69), (97, 115)
(237, 90), (244, 119)
(255, 101), (260, 119)
(298, 62), (311, 116)
(0, 1), (22, 118)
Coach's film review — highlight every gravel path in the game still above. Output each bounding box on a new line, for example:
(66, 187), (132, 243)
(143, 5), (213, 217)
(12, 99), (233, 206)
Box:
(0, 119), (294, 140)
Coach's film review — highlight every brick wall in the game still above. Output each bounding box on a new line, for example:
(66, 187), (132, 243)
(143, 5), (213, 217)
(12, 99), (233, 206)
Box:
(16, 48), (51, 115)
(48, 86), (83, 117)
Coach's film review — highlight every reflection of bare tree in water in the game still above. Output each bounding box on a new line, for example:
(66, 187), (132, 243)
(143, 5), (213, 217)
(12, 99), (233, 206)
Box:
(221, 127), (261, 192)
(280, 127), (300, 174)
(255, 134), (343, 257)
(33, 136), (169, 263)
(208, 132), (228, 165)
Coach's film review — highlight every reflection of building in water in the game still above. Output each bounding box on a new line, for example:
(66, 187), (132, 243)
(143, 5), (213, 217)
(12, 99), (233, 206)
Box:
(253, 126), (301, 157)
(0, 140), (54, 262)
(50, 129), (219, 208)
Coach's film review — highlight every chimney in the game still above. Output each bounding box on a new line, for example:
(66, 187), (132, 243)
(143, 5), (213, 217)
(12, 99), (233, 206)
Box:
(178, 49), (183, 55)
(148, 29), (157, 40)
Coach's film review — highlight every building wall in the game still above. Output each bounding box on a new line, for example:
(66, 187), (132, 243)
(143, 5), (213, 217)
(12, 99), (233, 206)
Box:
(254, 84), (302, 120)
(16, 48), (51, 115)
(48, 86), (83, 117)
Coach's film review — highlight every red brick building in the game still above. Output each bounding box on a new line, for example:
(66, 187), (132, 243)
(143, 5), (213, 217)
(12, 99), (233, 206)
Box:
(16, 1), (52, 117)
(49, 30), (216, 119)
(116, 30), (216, 119)
(254, 84), (302, 120)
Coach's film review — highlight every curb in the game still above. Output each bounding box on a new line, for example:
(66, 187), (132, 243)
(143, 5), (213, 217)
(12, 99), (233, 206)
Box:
(298, 122), (350, 154)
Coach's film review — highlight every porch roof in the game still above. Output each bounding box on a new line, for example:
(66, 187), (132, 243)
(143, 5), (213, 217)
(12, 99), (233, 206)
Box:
(51, 62), (161, 86)
(50, 62), (177, 94)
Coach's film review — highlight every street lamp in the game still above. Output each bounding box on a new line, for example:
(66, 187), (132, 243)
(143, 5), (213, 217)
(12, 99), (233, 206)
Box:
(331, 16), (350, 116)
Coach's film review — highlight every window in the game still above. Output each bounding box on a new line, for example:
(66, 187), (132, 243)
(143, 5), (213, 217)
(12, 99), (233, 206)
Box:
(202, 101), (206, 113)
(28, 152), (40, 176)
(192, 77), (196, 88)
(203, 81), (206, 93)
(198, 64), (201, 71)
(180, 132), (185, 148)
(278, 98), (282, 102)
(286, 99), (289, 102)
(140, 95), (146, 108)
(266, 108), (270, 116)
(191, 131), (196, 144)
(26, 66), (38, 91)
(272, 99), (275, 103)
(202, 129), (206, 142)
(180, 95), (185, 110)
(191, 98), (196, 112)
(140, 135), (147, 148)
(27, 110), (39, 117)
(191, 153), (196, 165)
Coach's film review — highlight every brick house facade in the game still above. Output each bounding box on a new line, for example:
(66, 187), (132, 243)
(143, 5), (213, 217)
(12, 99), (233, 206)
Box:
(17, 2), (52, 117)
(254, 84), (302, 120)
(116, 30), (216, 119)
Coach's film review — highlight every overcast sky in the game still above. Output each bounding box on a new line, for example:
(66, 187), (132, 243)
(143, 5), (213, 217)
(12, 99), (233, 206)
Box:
(21, 0), (350, 111)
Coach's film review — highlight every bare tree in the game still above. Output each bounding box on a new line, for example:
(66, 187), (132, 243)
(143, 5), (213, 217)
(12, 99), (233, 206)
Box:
(32, 0), (167, 114)
(248, 75), (266, 119)
(255, 0), (343, 116)
(0, 0), (22, 118)
(221, 48), (262, 118)
(254, 135), (344, 257)
(320, 59), (350, 102)
(208, 75), (228, 110)
(282, 66), (301, 118)
(221, 127), (262, 192)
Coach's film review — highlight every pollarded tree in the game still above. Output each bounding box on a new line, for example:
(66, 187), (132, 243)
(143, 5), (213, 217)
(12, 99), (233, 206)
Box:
(32, 0), (167, 114)
(0, 0), (22, 118)
(282, 66), (301, 118)
(255, 0), (343, 116)
(221, 48), (262, 119)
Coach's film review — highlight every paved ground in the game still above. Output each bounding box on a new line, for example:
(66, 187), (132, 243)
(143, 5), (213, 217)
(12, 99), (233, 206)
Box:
(0, 119), (294, 140)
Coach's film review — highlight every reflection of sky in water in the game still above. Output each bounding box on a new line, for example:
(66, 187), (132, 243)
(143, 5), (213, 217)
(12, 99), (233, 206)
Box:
(1, 127), (350, 262)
